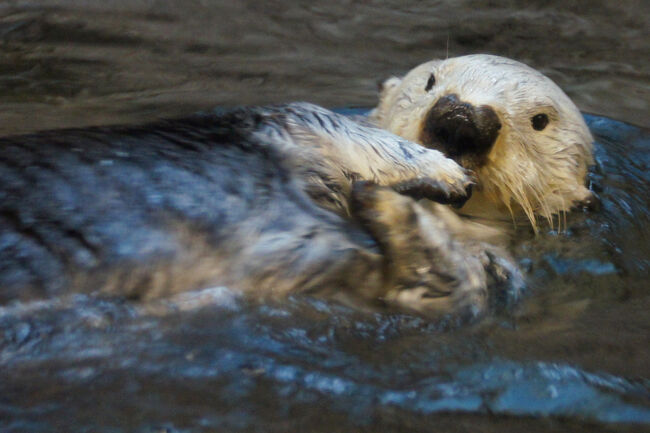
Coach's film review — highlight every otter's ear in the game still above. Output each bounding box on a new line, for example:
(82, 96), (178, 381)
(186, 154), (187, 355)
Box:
(371, 76), (403, 124)
(377, 76), (402, 97)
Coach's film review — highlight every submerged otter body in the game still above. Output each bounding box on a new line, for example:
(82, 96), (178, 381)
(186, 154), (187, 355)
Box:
(0, 103), (519, 318)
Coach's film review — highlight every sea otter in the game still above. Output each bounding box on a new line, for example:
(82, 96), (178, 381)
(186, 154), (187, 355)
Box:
(371, 54), (595, 231)
(0, 103), (520, 319)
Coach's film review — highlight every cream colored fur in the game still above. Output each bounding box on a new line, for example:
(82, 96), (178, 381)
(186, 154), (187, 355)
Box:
(371, 54), (594, 231)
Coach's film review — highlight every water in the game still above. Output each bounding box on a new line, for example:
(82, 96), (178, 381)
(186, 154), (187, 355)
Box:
(0, 1), (649, 432)
(0, 0), (648, 133)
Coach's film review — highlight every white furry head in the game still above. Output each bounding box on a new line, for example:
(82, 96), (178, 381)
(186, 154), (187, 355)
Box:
(371, 54), (594, 230)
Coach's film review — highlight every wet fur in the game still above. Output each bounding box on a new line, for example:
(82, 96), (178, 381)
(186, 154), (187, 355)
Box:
(0, 103), (519, 319)
(371, 54), (594, 231)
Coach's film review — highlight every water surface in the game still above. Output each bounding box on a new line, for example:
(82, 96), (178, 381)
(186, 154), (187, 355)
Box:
(0, 0), (647, 133)
(0, 1), (649, 432)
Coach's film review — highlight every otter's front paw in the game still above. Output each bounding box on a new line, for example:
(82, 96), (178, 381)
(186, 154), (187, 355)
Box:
(396, 147), (475, 207)
(393, 177), (473, 208)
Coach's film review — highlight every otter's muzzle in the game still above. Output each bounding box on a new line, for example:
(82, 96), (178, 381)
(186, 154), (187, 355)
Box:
(419, 94), (501, 167)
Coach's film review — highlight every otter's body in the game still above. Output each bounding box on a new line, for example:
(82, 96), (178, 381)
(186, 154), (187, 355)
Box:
(0, 107), (369, 301)
(0, 103), (515, 317)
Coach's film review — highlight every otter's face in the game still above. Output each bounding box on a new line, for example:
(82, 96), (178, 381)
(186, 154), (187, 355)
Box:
(371, 54), (594, 228)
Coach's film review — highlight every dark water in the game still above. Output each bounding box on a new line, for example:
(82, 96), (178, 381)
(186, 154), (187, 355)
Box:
(0, 1), (649, 432)
(0, 0), (648, 133)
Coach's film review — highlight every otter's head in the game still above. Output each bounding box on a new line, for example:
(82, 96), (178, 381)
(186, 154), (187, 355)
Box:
(370, 54), (594, 230)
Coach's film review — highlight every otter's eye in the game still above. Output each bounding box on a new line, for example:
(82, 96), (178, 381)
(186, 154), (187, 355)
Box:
(425, 74), (436, 92)
(531, 113), (549, 131)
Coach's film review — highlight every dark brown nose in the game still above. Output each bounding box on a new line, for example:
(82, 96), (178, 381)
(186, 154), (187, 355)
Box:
(420, 94), (501, 164)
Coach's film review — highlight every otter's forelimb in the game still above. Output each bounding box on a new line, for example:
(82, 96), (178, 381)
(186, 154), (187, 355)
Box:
(248, 103), (473, 214)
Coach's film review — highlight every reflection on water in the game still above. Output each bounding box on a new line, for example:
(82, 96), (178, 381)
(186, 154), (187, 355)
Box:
(0, 1), (649, 432)
(0, 0), (648, 134)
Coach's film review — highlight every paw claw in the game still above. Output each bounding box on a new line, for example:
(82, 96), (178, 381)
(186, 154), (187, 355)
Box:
(483, 250), (526, 310)
(393, 176), (473, 207)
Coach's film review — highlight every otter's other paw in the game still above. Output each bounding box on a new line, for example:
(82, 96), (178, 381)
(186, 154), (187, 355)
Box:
(383, 265), (488, 325)
(350, 181), (487, 323)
